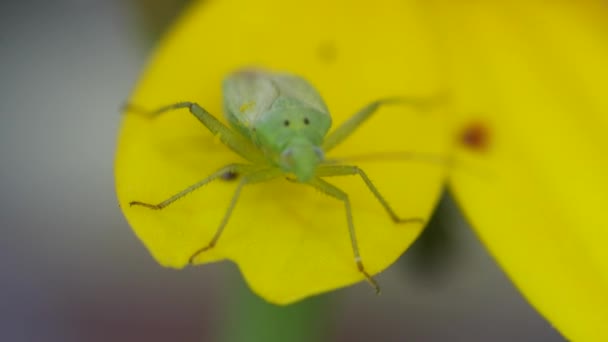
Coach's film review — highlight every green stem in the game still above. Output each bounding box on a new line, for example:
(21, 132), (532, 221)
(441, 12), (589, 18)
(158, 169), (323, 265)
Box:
(219, 277), (331, 342)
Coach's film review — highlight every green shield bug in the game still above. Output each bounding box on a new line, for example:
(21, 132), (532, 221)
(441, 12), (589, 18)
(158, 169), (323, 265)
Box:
(126, 68), (440, 293)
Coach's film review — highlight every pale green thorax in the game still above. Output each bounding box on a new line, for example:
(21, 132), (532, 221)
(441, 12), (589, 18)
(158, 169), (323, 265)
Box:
(126, 68), (440, 293)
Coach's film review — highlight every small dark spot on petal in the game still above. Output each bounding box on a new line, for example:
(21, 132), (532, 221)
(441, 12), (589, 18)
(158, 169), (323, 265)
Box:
(317, 40), (337, 64)
(221, 170), (239, 181)
(304, 117), (310, 125)
(284, 119), (290, 127)
(460, 120), (490, 152)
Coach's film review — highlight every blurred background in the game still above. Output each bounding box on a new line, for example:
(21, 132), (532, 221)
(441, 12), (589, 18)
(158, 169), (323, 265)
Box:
(0, 0), (564, 341)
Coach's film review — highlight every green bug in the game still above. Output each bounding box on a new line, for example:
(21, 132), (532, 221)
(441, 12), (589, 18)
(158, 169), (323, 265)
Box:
(128, 68), (436, 292)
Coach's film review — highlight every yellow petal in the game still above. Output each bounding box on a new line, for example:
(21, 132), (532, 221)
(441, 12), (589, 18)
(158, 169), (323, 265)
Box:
(115, 0), (449, 304)
(433, 2), (608, 339)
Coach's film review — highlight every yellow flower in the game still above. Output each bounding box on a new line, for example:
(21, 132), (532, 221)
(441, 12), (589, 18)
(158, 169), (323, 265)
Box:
(115, 0), (608, 339)
(116, 0), (449, 304)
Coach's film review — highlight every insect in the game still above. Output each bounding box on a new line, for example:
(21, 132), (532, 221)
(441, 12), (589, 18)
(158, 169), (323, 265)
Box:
(127, 68), (437, 293)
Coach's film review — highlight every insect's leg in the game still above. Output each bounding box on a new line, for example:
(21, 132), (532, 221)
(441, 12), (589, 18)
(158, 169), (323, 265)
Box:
(316, 164), (424, 224)
(189, 167), (283, 263)
(130, 163), (254, 210)
(322, 94), (446, 152)
(124, 102), (265, 163)
(308, 177), (380, 294)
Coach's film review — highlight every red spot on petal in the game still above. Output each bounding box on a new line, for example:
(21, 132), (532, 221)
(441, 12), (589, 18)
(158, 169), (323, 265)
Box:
(460, 121), (490, 152)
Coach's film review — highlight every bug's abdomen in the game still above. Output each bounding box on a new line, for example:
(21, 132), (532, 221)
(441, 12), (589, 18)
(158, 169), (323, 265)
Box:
(222, 69), (279, 139)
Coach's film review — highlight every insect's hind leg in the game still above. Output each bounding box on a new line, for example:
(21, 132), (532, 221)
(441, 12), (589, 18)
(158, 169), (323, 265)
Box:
(129, 163), (254, 210)
(189, 167), (283, 264)
(308, 177), (380, 294)
(316, 164), (424, 224)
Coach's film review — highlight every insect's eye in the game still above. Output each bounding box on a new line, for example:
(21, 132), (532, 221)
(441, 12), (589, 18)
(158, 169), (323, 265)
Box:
(283, 119), (290, 127)
(303, 117), (310, 125)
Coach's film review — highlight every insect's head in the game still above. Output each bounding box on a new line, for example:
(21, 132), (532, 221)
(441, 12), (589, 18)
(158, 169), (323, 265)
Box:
(254, 103), (331, 182)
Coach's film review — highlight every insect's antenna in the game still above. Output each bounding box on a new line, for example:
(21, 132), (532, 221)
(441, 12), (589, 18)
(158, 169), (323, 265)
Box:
(325, 151), (493, 181)
(121, 102), (194, 118)
(326, 151), (451, 166)
(323, 92), (451, 153)
(382, 91), (451, 112)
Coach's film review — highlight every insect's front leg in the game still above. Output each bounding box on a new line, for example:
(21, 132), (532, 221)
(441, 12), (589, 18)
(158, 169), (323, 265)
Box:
(129, 163), (254, 210)
(315, 164), (424, 224)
